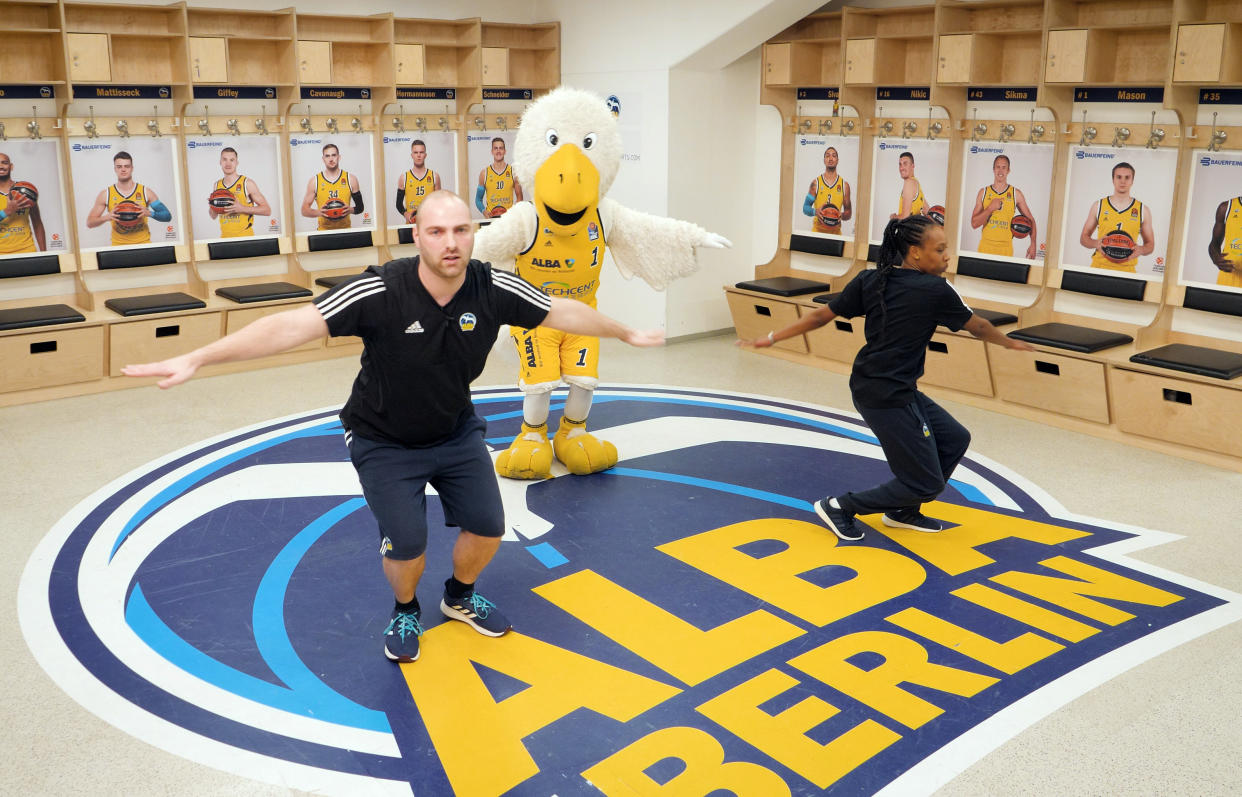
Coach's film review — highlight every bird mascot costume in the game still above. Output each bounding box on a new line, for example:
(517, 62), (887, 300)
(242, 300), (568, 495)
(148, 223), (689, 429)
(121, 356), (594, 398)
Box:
(475, 87), (730, 480)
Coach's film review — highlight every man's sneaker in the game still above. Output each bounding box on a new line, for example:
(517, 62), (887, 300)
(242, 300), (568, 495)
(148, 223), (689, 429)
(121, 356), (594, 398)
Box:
(882, 508), (942, 533)
(814, 496), (864, 541)
(441, 591), (512, 637)
(383, 610), (423, 662)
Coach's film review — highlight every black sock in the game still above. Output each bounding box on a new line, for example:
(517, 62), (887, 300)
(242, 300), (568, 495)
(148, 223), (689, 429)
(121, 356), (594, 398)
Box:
(445, 576), (474, 599)
(394, 597), (420, 615)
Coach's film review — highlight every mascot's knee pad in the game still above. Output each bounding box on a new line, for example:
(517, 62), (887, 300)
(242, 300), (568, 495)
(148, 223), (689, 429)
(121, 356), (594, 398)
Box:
(553, 417), (617, 476)
(495, 422), (553, 480)
(518, 379), (562, 395)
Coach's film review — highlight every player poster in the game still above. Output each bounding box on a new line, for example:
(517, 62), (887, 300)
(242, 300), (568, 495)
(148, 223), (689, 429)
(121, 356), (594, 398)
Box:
(957, 141), (1054, 263)
(184, 135), (283, 244)
(1178, 149), (1242, 293)
(869, 137), (949, 243)
(0, 139), (71, 260)
(1060, 145), (1176, 280)
(68, 136), (183, 252)
(289, 133), (376, 235)
(791, 134), (859, 241)
(381, 130), (457, 229)
(466, 130), (520, 222)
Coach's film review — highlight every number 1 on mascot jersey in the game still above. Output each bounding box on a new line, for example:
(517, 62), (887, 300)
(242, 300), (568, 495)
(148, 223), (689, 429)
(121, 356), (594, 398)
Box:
(472, 87), (732, 481)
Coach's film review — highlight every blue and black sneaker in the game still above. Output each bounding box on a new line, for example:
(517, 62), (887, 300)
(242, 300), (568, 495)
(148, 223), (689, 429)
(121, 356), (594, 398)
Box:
(440, 590), (511, 637)
(383, 609), (423, 662)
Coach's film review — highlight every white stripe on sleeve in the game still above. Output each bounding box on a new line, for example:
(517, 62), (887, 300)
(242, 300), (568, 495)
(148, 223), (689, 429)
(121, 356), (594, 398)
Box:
(315, 276), (386, 317)
(492, 270), (552, 309)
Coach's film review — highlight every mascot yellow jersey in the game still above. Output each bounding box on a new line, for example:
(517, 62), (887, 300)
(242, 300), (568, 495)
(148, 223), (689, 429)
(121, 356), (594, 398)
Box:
(1091, 197), (1143, 272)
(1219, 196), (1242, 288)
(811, 175), (845, 234)
(0, 191), (36, 254)
(402, 169), (437, 217)
(484, 165), (516, 214)
(107, 184), (150, 245)
(901, 181), (925, 217)
(316, 171), (352, 230)
(516, 210), (605, 308)
(215, 176), (253, 238)
(978, 185), (1016, 256)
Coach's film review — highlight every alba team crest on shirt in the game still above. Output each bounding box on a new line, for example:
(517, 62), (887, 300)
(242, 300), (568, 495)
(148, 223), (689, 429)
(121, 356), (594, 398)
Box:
(459, 312), (477, 331)
(19, 386), (1241, 795)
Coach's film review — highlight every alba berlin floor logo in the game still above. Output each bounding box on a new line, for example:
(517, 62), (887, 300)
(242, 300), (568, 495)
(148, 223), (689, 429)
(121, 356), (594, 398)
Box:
(20, 385), (1242, 795)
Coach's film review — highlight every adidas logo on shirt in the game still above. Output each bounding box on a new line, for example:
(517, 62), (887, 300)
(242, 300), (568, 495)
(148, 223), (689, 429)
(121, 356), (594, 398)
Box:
(405, 321), (424, 334)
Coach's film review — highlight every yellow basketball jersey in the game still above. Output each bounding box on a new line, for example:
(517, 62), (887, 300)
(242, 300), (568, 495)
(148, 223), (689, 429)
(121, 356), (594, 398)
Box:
(1091, 197), (1143, 271)
(316, 170), (352, 230)
(484, 165), (516, 214)
(978, 184), (1016, 256)
(107, 183), (150, 246)
(0, 190), (37, 254)
(516, 209), (606, 308)
(215, 176), (254, 238)
(900, 180), (925, 217)
(402, 169), (437, 217)
(1218, 196), (1242, 288)
(811, 174), (845, 234)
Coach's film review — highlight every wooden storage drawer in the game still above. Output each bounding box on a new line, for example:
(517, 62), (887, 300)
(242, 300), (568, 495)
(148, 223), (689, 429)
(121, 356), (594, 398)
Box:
(226, 304), (322, 353)
(0, 326), (104, 393)
(725, 290), (807, 354)
(108, 313), (221, 377)
(991, 347), (1109, 423)
(1112, 369), (1242, 457)
(803, 307), (864, 364)
(920, 333), (993, 397)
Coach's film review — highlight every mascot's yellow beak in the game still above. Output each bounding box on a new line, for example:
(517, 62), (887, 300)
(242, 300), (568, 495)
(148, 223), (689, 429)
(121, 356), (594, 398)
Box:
(534, 144), (600, 234)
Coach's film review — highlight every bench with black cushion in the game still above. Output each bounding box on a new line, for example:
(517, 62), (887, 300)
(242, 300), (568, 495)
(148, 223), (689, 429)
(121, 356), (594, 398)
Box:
(315, 275), (354, 289)
(1129, 344), (1242, 381)
(735, 277), (832, 297)
(0, 304), (87, 331)
(215, 282), (313, 304)
(1007, 322), (1133, 353)
(812, 292), (842, 304)
(937, 307), (1018, 331)
(104, 292), (207, 317)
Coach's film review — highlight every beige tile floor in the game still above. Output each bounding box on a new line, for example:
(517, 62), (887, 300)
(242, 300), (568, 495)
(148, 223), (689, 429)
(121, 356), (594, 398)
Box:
(3, 334), (1240, 795)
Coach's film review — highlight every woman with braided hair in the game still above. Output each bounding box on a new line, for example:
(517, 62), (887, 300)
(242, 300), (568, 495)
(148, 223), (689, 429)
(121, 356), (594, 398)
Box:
(740, 215), (1034, 541)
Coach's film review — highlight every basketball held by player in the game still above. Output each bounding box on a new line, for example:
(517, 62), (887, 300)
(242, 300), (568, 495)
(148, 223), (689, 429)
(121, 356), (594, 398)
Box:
(970, 154), (1038, 259)
(803, 146), (852, 234)
(1079, 161), (1155, 272)
(0, 152), (47, 254)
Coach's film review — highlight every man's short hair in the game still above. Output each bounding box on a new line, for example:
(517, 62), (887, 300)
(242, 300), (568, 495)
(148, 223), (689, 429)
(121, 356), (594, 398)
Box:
(899, 151), (914, 163)
(1113, 161), (1135, 177)
(221, 147), (238, 157)
(993, 154), (1010, 168)
(411, 139), (426, 149)
(114, 151), (132, 163)
(322, 144), (339, 155)
(825, 147), (838, 158)
(491, 137), (505, 147)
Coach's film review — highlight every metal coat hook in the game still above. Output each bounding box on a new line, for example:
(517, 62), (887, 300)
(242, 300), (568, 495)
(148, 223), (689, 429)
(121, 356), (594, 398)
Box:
(115, 119), (130, 138)
(902, 121), (917, 138)
(26, 107), (41, 140)
(415, 117), (427, 133)
(1029, 124), (1045, 143)
(842, 119), (855, 136)
(1209, 112), (1227, 152)
(927, 121), (942, 140)
(325, 117), (339, 135)
(998, 123), (1015, 143)
(197, 109), (211, 136)
(147, 106), (161, 137)
(255, 106), (268, 135)
(300, 116), (314, 134)
(226, 118), (240, 136)
(392, 115), (404, 132)
(0, 122), (5, 141)
(1145, 111), (1163, 148)
(818, 119), (833, 135)
(496, 116), (507, 131)
(878, 120), (893, 138)
(84, 106), (98, 138)
(474, 116), (486, 131)
(798, 119), (812, 133)
(972, 121), (987, 142)
(438, 117), (449, 131)
(351, 116), (362, 133)
(1079, 110), (1095, 146)
(1111, 126), (1130, 148)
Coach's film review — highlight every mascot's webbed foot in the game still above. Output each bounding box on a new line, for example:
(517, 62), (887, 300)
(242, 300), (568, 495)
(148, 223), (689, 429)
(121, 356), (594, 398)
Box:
(553, 418), (618, 475)
(495, 422), (553, 480)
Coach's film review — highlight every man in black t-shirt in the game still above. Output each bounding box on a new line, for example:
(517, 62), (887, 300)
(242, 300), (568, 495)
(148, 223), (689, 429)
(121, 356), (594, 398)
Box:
(124, 191), (663, 663)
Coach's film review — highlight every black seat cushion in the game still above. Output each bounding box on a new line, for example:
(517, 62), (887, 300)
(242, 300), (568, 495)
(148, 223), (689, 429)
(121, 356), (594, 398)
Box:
(215, 282), (312, 304)
(315, 275), (353, 289)
(973, 308), (1018, 326)
(1007, 322), (1133, 353)
(0, 303), (86, 330)
(104, 292), (206, 317)
(735, 277), (832, 297)
(1130, 344), (1242, 380)
(812, 292), (842, 304)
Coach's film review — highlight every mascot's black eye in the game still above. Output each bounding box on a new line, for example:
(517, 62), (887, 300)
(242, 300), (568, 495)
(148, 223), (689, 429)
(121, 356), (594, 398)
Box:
(583, 132), (597, 149)
(545, 129), (559, 146)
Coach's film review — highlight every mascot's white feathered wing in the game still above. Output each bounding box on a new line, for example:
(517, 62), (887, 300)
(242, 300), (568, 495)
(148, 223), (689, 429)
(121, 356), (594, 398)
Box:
(475, 86), (730, 480)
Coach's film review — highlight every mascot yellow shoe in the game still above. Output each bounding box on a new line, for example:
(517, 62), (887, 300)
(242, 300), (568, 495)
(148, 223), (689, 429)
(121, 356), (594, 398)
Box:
(553, 417), (618, 475)
(495, 422), (553, 480)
